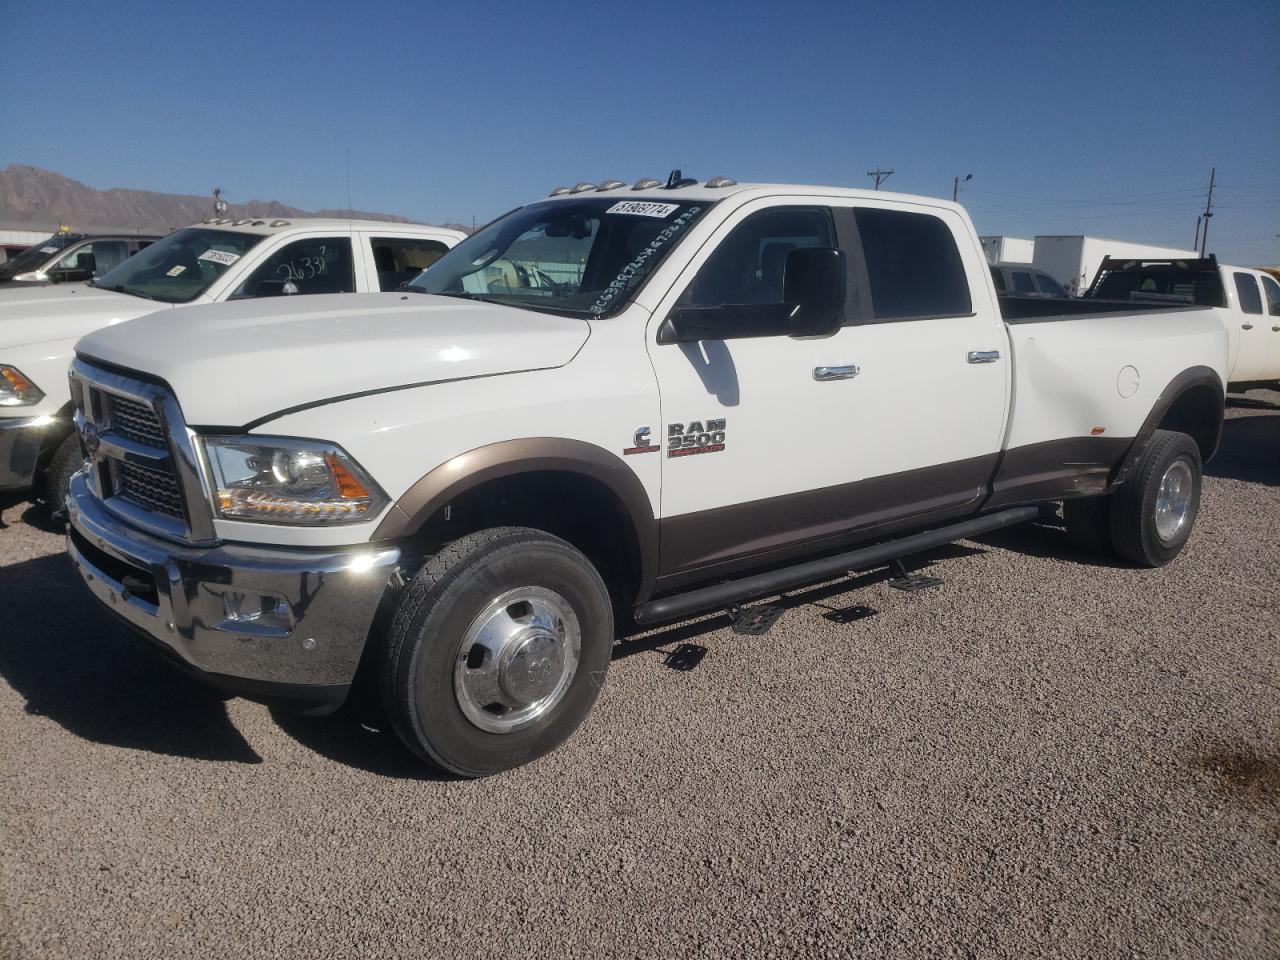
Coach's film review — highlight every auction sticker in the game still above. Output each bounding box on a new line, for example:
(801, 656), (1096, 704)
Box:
(198, 249), (241, 266)
(166, 265), (187, 277)
(606, 201), (680, 218)
(40, 246), (58, 254)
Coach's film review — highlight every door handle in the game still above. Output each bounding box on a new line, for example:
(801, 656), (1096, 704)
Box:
(1242, 323), (1254, 330)
(813, 364), (860, 381)
(967, 350), (1001, 364)
(1272, 325), (1280, 332)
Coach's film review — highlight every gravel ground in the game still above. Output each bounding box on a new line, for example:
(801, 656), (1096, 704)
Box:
(2, 392), (1277, 960)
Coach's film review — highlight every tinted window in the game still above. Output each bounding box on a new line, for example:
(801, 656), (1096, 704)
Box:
(1234, 272), (1263, 314)
(1035, 272), (1066, 297)
(96, 227), (266, 303)
(679, 206), (835, 308)
(371, 236), (451, 291)
(232, 237), (355, 298)
(1012, 271), (1036, 294)
(1089, 262), (1226, 306)
(990, 266), (1006, 292)
(855, 208), (971, 320)
(410, 198), (711, 317)
(1261, 275), (1280, 317)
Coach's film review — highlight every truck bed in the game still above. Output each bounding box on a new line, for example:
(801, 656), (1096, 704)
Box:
(997, 295), (1206, 323)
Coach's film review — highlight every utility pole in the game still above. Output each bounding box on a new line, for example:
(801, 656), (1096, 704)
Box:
(866, 166), (893, 190)
(953, 173), (972, 202)
(1198, 167), (1216, 257)
(1193, 215), (1202, 251)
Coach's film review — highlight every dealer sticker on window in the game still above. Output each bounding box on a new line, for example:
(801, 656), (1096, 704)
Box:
(166, 265), (187, 277)
(198, 249), (241, 266)
(606, 201), (681, 219)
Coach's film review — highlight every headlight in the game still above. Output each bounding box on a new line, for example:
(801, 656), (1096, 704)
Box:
(202, 436), (388, 525)
(0, 366), (45, 407)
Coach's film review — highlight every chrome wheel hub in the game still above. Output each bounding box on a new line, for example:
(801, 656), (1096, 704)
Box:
(1154, 459), (1194, 543)
(454, 587), (580, 734)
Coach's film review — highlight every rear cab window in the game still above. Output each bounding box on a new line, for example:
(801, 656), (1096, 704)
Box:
(853, 207), (972, 320)
(1233, 272), (1263, 314)
(371, 236), (451, 291)
(1012, 271), (1036, 294)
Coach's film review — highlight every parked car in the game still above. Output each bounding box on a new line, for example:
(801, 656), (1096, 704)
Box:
(1086, 255), (1280, 391)
(0, 217), (465, 505)
(0, 232), (158, 285)
(63, 179), (1227, 776)
(989, 263), (1068, 298)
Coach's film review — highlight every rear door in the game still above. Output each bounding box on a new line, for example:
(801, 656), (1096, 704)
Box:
(1261, 274), (1280, 380)
(646, 196), (1008, 582)
(1230, 271), (1268, 382)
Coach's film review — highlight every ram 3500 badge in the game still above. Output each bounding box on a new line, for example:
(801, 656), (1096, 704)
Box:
(65, 177), (1228, 777)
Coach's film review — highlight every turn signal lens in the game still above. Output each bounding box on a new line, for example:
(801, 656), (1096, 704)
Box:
(0, 365), (45, 407)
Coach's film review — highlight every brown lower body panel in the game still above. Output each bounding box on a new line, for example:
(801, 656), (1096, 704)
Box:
(654, 435), (1132, 595)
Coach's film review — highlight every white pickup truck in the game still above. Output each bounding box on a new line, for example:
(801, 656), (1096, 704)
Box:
(64, 178), (1228, 776)
(1086, 255), (1280, 391)
(0, 217), (464, 503)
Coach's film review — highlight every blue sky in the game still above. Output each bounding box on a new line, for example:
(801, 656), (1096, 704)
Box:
(2, 0), (1277, 264)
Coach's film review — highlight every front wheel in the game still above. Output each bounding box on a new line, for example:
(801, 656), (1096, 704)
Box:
(40, 431), (84, 511)
(380, 527), (613, 777)
(1109, 429), (1202, 567)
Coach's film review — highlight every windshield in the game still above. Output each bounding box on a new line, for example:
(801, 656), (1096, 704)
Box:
(0, 234), (79, 280)
(408, 197), (712, 317)
(95, 227), (267, 303)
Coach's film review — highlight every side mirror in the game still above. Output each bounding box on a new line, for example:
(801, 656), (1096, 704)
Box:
(79, 253), (96, 277)
(658, 246), (846, 344)
(783, 247), (846, 337)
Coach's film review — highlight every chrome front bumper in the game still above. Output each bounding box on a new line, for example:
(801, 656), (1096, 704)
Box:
(0, 415), (53, 492)
(65, 473), (401, 713)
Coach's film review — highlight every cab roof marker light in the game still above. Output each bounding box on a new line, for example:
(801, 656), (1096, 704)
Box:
(269, 220), (291, 227)
(596, 180), (626, 191)
(549, 186), (571, 197)
(570, 182), (596, 193)
(631, 178), (662, 190)
(233, 219), (253, 226)
(705, 176), (738, 188)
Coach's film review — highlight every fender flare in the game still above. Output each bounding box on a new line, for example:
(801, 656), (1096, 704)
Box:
(1112, 365), (1224, 487)
(372, 437), (659, 602)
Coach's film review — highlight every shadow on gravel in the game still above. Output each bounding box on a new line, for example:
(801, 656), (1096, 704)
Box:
(613, 544), (983, 660)
(1207, 414), (1280, 487)
(0, 492), (27, 528)
(269, 681), (452, 782)
(0, 553), (261, 764)
(970, 519), (1133, 568)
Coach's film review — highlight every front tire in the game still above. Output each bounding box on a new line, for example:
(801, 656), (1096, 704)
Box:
(1109, 429), (1202, 567)
(380, 527), (613, 777)
(40, 432), (83, 512)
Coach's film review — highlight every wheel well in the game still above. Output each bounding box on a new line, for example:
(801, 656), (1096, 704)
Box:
(407, 470), (644, 608)
(1157, 384), (1223, 462)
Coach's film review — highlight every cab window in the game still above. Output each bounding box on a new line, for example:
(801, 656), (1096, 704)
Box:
(1234, 272), (1263, 315)
(231, 237), (355, 298)
(854, 208), (972, 320)
(678, 206), (836, 309)
(53, 240), (129, 280)
(371, 236), (450, 291)
(1261, 275), (1280, 317)
(1035, 272), (1066, 297)
(1012, 271), (1036, 294)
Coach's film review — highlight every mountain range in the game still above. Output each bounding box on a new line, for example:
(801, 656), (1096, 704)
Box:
(0, 164), (467, 235)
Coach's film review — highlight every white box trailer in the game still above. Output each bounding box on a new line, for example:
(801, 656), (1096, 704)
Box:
(979, 236), (1035, 266)
(1033, 235), (1198, 297)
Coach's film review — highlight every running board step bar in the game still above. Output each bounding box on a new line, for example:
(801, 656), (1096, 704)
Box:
(632, 506), (1039, 626)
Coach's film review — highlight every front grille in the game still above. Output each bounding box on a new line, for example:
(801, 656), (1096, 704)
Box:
(109, 394), (166, 448)
(116, 460), (185, 519)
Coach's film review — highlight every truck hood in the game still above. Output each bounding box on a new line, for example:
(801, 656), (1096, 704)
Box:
(75, 292), (592, 427)
(0, 283), (166, 349)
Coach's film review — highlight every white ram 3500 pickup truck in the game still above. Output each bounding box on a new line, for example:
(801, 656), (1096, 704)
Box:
(0, 217), (464, 503)
(65, 179), (1228, 776)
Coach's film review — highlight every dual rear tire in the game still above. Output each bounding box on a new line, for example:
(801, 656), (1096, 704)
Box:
(1063, 429), (1202, 567)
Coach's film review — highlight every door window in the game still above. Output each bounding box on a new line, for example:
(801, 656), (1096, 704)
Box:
(854, 208), (972, 320)
(371, 236), (451, 291)
(1034, 272), (1066, 297)
(677, 206), (836, 311)
(54, 240), (129, 280)
(231, 237), (355, 298)
(1261, 275), (1280, 317)
(1233, 272), (1263, 314)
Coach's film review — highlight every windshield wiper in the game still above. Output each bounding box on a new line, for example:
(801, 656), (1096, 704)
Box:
(103, 283), (159, 302)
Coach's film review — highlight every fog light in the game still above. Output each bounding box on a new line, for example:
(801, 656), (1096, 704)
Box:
(217, 590), (294, 637)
